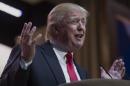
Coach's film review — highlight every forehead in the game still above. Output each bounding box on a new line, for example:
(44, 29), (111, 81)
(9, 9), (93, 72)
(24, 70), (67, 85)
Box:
(65, 10), (87, 19)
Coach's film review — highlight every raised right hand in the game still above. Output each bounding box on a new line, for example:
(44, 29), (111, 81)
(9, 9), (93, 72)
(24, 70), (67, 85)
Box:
(20, 22), (41, 62)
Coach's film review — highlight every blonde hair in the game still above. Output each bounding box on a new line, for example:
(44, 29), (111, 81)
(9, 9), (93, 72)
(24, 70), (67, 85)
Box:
(45, 3), (88, 41)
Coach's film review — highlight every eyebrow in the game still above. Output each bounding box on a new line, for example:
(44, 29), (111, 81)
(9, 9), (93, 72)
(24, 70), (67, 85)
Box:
(69, 16), (86, 20)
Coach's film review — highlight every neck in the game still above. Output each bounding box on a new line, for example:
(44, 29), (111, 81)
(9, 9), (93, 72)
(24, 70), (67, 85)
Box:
(50, 40), (73, 52)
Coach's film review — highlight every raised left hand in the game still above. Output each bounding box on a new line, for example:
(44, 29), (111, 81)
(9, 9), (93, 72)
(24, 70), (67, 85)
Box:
(101, 59), (125, 79)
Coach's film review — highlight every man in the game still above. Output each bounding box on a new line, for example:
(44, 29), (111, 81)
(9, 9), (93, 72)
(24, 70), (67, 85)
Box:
(0, 3), (125, 86)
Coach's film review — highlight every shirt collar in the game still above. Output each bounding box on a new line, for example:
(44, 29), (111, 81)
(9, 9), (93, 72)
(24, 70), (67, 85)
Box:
(50, 40), (73, 63)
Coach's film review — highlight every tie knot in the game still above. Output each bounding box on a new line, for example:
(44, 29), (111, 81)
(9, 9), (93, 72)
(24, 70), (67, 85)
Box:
(66, 52), (73, 63)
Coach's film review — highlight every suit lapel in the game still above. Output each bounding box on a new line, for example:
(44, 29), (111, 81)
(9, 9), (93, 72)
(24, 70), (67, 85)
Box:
(73, 59), (87, 80)
(40, 41), (66, 84)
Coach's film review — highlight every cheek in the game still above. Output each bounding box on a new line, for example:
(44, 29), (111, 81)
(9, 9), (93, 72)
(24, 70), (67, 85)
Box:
(62, 25), (77, 40)
(70, 25), (77, 30)
(67, 26), (77, 34)
(60, 29), (70, 41)
(68, 30), (75, 39)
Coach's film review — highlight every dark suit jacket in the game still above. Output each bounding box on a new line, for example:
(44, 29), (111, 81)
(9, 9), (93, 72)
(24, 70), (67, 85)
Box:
(0, 41), (87, 86)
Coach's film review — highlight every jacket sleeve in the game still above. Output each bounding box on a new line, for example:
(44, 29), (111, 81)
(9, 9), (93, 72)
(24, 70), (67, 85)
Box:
(0, 45), (31, 86)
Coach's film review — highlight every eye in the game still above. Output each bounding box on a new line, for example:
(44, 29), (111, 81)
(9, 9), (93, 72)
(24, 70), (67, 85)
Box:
(81, 18), (86, 25)
(68, 18), (79, 25)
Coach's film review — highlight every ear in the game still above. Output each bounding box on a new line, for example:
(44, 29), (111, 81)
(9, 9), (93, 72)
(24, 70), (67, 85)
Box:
(54, 24), (61, 33)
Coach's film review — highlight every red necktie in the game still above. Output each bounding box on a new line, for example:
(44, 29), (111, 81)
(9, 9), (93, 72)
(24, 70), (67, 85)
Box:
(66, 52), (78, 82)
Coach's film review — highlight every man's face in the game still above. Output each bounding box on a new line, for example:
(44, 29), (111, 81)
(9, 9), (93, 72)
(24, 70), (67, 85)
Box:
(58, 11), (87, 51)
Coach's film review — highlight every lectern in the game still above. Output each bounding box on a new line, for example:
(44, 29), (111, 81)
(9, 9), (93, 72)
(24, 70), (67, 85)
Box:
(59, 79), (130, 86)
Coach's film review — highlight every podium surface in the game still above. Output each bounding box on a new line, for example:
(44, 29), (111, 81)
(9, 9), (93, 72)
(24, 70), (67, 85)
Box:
(59, 79), (130, 86)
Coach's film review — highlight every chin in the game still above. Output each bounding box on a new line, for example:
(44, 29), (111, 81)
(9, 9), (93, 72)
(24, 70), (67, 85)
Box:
(74, 42), (84, 49)
(70, 40), (84, 50)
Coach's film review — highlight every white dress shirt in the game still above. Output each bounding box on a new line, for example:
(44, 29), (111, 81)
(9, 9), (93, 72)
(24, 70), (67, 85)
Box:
(53, 47), (81, 83)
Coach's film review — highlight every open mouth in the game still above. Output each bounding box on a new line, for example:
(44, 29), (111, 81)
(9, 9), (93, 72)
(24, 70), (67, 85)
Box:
(75, 34), (84, 39)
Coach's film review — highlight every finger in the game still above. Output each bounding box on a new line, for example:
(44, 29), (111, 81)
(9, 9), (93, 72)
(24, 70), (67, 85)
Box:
(121, 67), (125, 78)
(110, 59), (118, 70)
(113, 59), (123, 71)
(118, 61), (125, 71)
(32, 33), (42, 44)
(30, 26), (36, 36)
(21, 23), (27, 37)
(118, 59), (123, 65)
(26, 22), (32, 34)
(115, 59), (124, 71)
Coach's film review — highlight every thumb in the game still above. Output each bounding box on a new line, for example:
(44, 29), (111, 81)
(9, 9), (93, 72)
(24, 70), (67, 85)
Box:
(100, 66), (106, 74)
(100, 66), (112, 79)
(32, 33), (42, 45)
